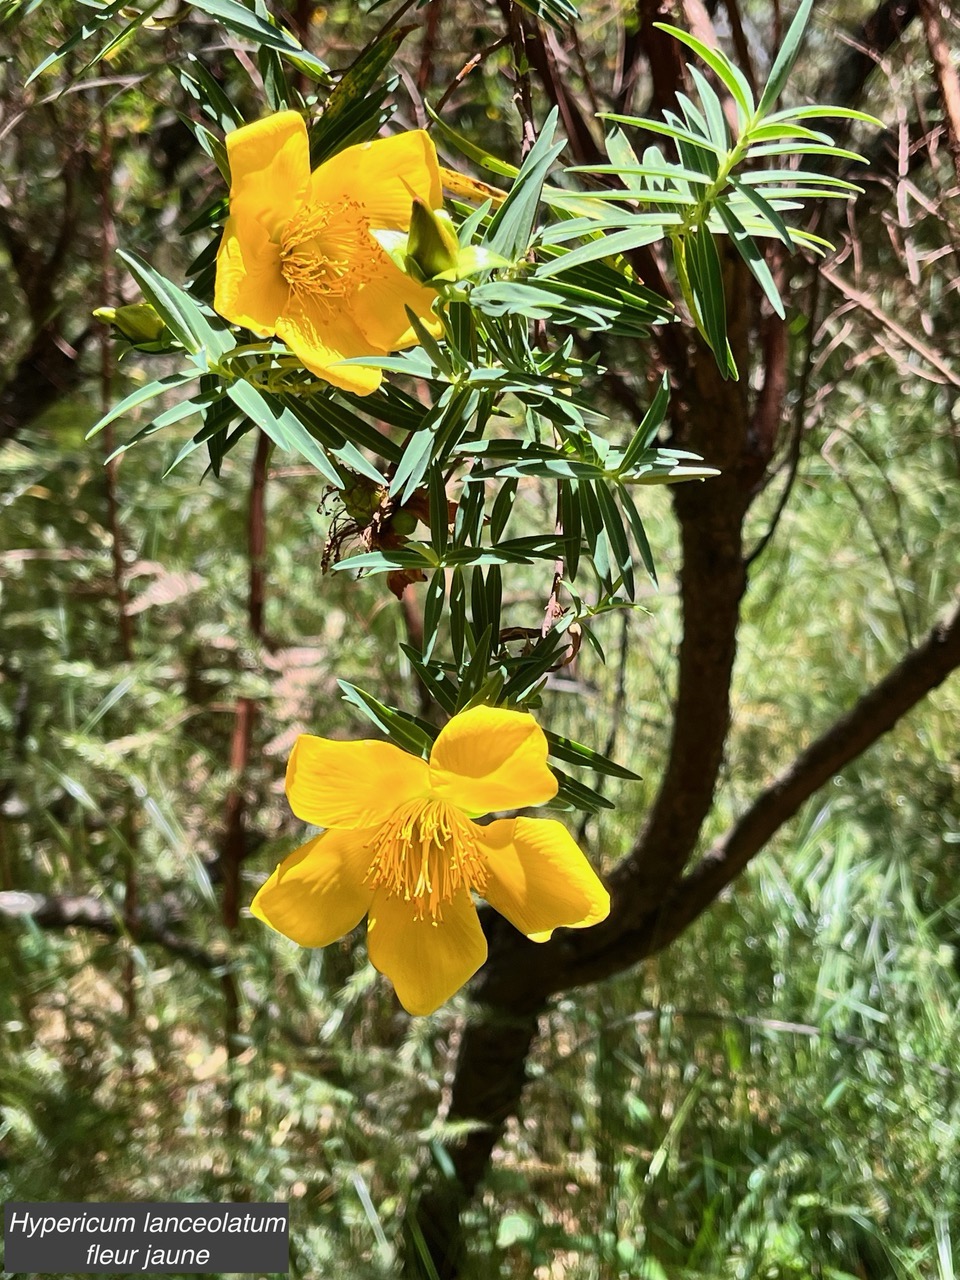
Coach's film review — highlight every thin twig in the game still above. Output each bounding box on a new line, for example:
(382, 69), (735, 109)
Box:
(503, 0), (537, 156)
(435, 36), (511, 114)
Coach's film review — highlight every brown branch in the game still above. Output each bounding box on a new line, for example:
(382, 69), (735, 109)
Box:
(657, 592), (960, 946)
(418, 0), (443, 93)
(500, 0), (538, 156)
(821, 263), (960, 386)
(723, 0), (758, 99)
(249, 430), (270, 643)
(917, 0), (960, 188)
(220, 698), (256, 932)
(0, 891), (221, 972)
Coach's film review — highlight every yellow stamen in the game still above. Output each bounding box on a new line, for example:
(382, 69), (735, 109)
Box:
(279, 199), (370, 301)
(365, 798), (488, 921)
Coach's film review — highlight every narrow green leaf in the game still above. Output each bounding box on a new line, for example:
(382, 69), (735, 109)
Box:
(486, 111), (566, 259)
(400, 647), (459, 714)
(457, 625), (495, 703)
(337, 682), (434, 756)
(619, 374), (671, 475)
(27, 0), (132, 84)
(422, 569), (445, 661)
(450, 568), (468, 666)
(428, 465), (449, 556)
(282, 395), (385, 483)
(579, 479), (610, 584)
(594, 480), (635, 599)
(715, 201), (784, 318)
(178, 55), (244, 132)
(118, 249), (232, 359)
(552, 767), (617, 812)
(545, 732), (642, 779)
(425, 104), (518, 178)
(537, 224), (670, 277)
(86, 371), (202, 439)
(600, 113), (726, 155)
(189, 0), (329, 81)
(490, 477), (518, 542)
(651, 23), (755, 119)
(560, 479), (582, 581)
(689, 67), (730, 150)
(312, 27), (409, 163)
(485, 565), (503, 639)
(618, 485), (658, 583)
(757, 0), (815, 117)
(686, 226), (728, 368)
(389, 429), (435, 503)
(226, 381), (343, 484)
(729, 178), (795, 249)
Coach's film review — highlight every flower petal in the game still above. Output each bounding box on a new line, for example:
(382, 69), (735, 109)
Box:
(429, 706), (558, 815)
(214, 220), (289, 335)
(366, 890), (487, 1015)
(352, 255), (441, 352)
(478, 816), (610, 940)
(250, 829), (376, 948)
(313, 131), (443, 231)
(286, 734), (429, 829)
(214, 112), (310, 334)
(276, 294), (383, 395)
(226, 110), (311, 240)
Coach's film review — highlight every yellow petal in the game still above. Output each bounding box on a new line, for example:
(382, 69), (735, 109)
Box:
(428, 706), (558, 815)
(226, 110), (311, 240)
(276, 294), (383, 395)
(352, 255), (441, 352)
(366, 889), (487, 1015)
(250, 830), (376, 947)
(313, 131), (443, 231)
(214, 219), (289, 334)
(215, 112), (309, 333)
(478, 816), (610, 940)
(286, 733), (429, 829)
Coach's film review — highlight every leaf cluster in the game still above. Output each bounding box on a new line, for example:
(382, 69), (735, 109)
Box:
(59, 0), (868, 806)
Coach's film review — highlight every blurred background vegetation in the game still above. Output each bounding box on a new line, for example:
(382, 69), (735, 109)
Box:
(2, 1), (959, 1277)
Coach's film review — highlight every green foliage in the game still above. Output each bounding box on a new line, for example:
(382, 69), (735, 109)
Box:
(2, 373), (957, 1276)
(4, 3), (958, 1278)
(63, 1), (868, 804)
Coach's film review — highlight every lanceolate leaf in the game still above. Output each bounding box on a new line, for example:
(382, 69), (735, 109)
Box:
(619, 374), (671, 475)
(337, 682), (435, 756)
(545, 732), (642, 780)
(757, 0), (815, 117)
(86, 371), (203, 440)
(226, 381), (343, 485)
(188, 0), (330, 82)
(650, 24), (755, 120)
(486, 108), (565, 259)
(716, 202), (784, 318)
(118, 250), (233, 360)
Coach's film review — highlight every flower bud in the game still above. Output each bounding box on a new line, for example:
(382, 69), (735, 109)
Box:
(405, 198), (460, 283)
(94, 303), (168, 345)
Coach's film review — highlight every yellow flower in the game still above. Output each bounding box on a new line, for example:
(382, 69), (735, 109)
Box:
(214, 111), (443, 395)
(251, 706), (610, 1015)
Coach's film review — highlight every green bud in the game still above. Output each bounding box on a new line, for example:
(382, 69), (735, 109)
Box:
(405, 199), (460, 283)
(93, 303), (167, 345)
(391, 509), (418, 536)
